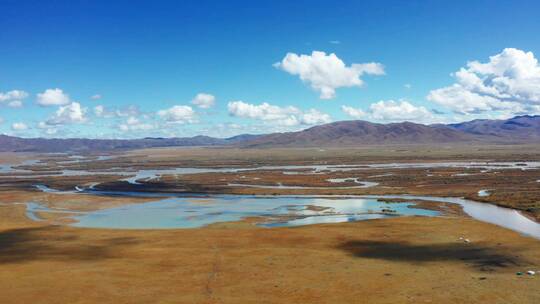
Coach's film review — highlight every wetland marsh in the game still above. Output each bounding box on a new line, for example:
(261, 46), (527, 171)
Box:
(1, 146), (540, 303)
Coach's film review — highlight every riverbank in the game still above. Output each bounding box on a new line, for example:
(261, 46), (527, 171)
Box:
(2, 146), (539, 221)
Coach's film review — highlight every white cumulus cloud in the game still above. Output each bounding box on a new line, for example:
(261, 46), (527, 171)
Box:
(7, 100), (23, 108)
(228, 101), (298, 121)
(158, 105), (197, 123)
(0, 90), (28, 107)
(115, 105), (140, 117)
(274, 51), (384, 99)
(341, 105), (366, 119)
(369, 100), (434, 122)
(94, 105), (106, 117)
(44, 128), (58, 135)
(0, 90), (28, 102)
(11, 122), (28, 131)
(93, 105), (140, 118)
(191, 93), (216, 109)
(46, 102), (88, 125)
(37, 122), (58, 135)
(37, 88), (71, 106)
(227, 100), (331, 126)
(427, 48), (540, 115)
(300, 109), (332, 125)
(342, 100), (436, 123)
(118, 116), (155, 132)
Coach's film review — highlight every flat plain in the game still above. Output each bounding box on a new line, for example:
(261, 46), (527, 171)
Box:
(1, 145), (539, 303)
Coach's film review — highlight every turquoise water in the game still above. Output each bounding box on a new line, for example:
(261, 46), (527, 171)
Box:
(24, 191), (540, 239)
(478, 189), (490, 197)
(27, 195), (438, 229)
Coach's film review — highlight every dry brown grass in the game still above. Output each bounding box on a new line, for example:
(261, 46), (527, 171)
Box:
(1, 146), (540, 303)
(0, 200), (539, 304)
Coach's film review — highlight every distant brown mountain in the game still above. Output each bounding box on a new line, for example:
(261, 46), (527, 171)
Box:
(240, 120), (479, 147)
(0, 134), (260, 152)
(447, 115), (540, 142)
(1, 116), (539, 152)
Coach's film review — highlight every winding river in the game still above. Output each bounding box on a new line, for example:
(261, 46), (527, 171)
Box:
(3, 158), (539, 239)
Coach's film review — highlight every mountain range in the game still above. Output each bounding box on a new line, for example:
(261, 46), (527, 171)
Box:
(1, 115), (538, 152)
(447, 115), (540, 142)
(0, 134), (263, 153)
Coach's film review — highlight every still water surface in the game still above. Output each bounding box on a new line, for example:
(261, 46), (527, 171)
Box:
(25, 192), (540, 239)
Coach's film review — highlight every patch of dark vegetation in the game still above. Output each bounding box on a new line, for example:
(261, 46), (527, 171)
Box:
(95, 180), (229, 194)
(337, 240), (524, 271)
(0, 226), (139, 264)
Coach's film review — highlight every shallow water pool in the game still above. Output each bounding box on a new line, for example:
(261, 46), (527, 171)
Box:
(27, 195), (437, 229)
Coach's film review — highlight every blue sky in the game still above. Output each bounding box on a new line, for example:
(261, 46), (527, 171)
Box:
(1, 0), (540, 138)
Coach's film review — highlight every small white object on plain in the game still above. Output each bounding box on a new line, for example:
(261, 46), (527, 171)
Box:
(464, 239), (470, 243)
(527, 270), (536, 276)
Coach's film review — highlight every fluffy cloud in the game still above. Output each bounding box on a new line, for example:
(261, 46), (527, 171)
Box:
(115, 106), (140, 117)
(369, 100), (434, 122)
(191, 93), (215, 109)
(228, 100), (331, 126)
(0, 90), (28, 102)
(94, 104), (157, 133)
(11, 122), (28, 131)
(341, 105), (366, 119)
(427, 48), (540, 115)
(94, 105), (106, 117)
(228, 101), (298, 121)
(342, 100), (436, 123)
(7, 100), (23, 108)
(37, 122), (58, 135)
(93, 105), (140, 118)
(274, 51), (384, 99)
(300, 109), (332, 125)
(44, 128), (58, 135)
(157, 105), (197, 123)
(46, 102), (87, 125)
(0, 90), (28, 107)
(37, 88), (71, 106)
(118, 116), (155, 132)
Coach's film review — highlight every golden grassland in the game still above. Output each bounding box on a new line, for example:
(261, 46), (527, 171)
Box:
(0, 198), (539, 304)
